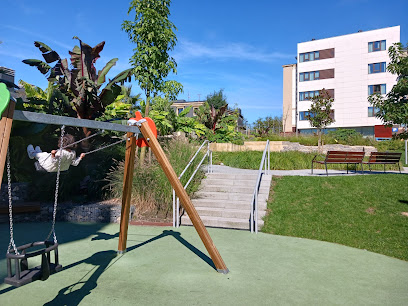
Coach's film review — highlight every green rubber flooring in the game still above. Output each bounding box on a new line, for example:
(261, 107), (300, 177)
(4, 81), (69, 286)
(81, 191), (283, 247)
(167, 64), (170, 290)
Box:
(0, 222), (407, 305)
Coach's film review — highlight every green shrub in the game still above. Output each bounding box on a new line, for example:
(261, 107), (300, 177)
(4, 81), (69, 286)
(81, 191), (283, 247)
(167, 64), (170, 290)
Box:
(105, 139), (205, 217)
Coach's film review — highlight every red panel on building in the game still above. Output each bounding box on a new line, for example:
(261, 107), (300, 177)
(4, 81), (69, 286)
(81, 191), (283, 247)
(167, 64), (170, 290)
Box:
(374, 125), (392, 139)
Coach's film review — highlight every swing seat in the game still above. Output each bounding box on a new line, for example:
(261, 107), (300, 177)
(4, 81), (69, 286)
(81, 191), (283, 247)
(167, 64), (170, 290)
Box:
(4, 240), (62, 287)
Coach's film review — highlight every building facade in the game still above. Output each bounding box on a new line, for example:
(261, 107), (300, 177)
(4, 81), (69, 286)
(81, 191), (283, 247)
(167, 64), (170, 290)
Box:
(283, 26), (401, 137)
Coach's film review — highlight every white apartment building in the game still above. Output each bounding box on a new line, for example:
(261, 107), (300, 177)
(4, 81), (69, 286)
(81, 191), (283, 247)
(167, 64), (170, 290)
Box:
(283, 26), (401, 137)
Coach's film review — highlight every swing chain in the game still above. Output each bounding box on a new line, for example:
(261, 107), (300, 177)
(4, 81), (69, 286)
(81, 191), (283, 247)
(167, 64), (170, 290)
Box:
(46, 125), (65, 244)
(6, 149), (19, 255)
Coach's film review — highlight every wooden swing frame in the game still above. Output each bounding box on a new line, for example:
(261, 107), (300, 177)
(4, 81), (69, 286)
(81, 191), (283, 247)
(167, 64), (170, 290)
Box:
(0, 100), (228, 274)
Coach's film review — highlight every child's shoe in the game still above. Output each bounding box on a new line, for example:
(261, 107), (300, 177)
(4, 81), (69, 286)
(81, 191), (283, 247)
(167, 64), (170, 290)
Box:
(27, 144), (35, 159)
(35, 146), (42, 153)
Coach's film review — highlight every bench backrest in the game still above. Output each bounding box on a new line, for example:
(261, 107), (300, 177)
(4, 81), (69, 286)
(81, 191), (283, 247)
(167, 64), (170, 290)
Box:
(369, 152), (401, 164)
(325, 151), (365, 163)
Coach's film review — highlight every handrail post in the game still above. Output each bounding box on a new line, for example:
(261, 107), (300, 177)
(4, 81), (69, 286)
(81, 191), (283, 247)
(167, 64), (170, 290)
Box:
(250, 199), (254, 233)
(207, 141), (210, 174)
(176, 197), (180, 227)
(172, 189), (176, 228)
(268, 140), (270, 175)
(255, 192), (258, 234)
(210, 150), (213, 173)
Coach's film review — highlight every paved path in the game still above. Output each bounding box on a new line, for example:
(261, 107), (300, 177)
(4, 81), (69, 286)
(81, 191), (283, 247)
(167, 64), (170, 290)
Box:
(0, 223), (407, 305)
(212, 164), (408, 176)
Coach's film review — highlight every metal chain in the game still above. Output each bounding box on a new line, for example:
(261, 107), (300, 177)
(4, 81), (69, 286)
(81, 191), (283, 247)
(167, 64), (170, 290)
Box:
(46, 125), (65, 243)
(6, 149), (19, 255)
(83, 137), (126, 156)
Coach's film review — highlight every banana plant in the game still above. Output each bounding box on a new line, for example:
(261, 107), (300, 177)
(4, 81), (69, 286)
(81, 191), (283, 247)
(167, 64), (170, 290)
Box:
(23, 38), (133, 120)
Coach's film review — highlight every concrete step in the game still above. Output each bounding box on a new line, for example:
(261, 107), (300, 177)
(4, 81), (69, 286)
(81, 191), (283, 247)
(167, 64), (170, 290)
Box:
(198, 185), (270, 194)
(193, 191), (268, 202)
(192, 198), (267, 210)
(206, 173), (271, 181)
(202, 176), (272, 187)
(181, 215), (264, 230)
(189, 207), (267, 219)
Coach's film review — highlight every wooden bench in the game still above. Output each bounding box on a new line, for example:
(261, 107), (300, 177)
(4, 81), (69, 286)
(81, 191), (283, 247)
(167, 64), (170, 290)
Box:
(311, 151), (365, 176)
(363, 152), (402, 173)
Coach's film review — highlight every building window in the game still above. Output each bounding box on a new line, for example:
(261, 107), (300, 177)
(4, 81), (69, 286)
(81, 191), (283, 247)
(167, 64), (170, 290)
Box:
(368, 62), (386, 74)
(299, 90), (320, 101)
(368, 107), (380, 117)
(299, 71), (320, 82)
(299, 111), (311, 121)
(193, 107), (199, 116)
(177, 107), (184, 115)
(368, 40), (386, 52)
(368, 84), (386, 95)
(299, 110), (334, 121)
(299, 51), (320, 63)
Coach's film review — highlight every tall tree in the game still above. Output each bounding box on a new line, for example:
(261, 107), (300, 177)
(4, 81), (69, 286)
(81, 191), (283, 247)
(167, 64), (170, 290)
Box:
(307, 89), (335, 151)
(122, 0), (178, 165)
(368, 42), (408, 136)
(122, 0), (177, 117)
(206, 89), (227, 109)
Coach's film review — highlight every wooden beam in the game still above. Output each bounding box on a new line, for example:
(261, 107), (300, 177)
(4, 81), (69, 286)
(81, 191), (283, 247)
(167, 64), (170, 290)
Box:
(0, 100), (16, 186)
(117, 133), (136, 253)
(13, 110), (141, 134)
(138, 121), (229, 273)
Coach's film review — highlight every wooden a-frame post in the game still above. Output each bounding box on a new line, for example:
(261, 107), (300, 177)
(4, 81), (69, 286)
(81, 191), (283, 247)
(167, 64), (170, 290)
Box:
(117, 121), (229, 274)
(117, 132), (137, 253)
(0, 99), (15, 186)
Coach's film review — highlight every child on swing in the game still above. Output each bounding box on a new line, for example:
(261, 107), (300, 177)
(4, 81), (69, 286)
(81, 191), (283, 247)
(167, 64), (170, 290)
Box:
(27, 134), (86, 172)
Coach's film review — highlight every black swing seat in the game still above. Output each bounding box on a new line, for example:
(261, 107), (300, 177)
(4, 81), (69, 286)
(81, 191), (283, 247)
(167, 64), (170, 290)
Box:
(4, 240), (62, 287)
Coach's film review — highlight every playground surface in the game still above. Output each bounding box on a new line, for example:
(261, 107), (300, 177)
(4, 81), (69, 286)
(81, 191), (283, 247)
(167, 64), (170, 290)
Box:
(0, 222), (407, 305)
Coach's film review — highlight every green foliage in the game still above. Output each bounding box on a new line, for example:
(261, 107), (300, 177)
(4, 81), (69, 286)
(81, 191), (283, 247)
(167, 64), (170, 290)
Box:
(263, 175), (408, 261)
(369, 42), (408, 128)
(17, 80), (73, 116)
(308, 89), (335, 150)
(105, 139), (205, 216)
(23, 39), (132, 120)
(206, 89), (227, 109)
(327, 128), (371, 146)
(253, 116), (283, 137)
(122, 0), (178, 116)
(307, 89), (335, 129)
(213, 150), (401, 171)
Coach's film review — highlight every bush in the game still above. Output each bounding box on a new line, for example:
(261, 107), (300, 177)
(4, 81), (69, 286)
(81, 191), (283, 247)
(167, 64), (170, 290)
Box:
(105, 139), (206, 218)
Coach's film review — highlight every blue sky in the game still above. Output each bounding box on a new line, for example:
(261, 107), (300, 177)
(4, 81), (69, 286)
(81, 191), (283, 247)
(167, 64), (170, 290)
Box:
(1, 0), (407, 124)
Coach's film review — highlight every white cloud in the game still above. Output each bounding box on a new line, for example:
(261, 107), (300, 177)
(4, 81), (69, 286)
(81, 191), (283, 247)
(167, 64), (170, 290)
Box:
(2, 25), (72, 50)
(174, 38), (294, 63)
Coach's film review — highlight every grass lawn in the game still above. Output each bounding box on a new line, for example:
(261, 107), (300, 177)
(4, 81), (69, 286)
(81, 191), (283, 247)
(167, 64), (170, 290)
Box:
(263, 174), (408, 261)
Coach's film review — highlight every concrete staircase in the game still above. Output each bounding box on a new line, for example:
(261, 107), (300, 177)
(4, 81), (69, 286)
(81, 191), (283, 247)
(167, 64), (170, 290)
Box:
(180, 167), (272, 230)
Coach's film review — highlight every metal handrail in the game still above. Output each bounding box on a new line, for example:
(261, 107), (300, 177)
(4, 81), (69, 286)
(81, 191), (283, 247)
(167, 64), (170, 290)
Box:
(172, 140), (212, 227)
(250, 140), (270, 233)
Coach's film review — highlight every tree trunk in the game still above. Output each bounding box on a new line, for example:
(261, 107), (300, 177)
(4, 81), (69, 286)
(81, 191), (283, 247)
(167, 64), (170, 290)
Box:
(139, 91), (150, 167)
(318, 129), (322, 153)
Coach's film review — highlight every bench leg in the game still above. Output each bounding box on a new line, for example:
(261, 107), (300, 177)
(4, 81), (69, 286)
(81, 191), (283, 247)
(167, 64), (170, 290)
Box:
(325, 163), (328, 176)
(398, 163), (401, 174)
(346, 164), (349, 174)
(311, 161), (313, 175)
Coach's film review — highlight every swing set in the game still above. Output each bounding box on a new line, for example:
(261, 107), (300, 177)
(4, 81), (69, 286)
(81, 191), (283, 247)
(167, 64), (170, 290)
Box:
(0, 83), (228, 287)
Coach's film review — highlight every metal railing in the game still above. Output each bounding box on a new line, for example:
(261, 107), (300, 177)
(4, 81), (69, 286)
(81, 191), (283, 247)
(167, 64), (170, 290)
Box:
(172, 140), (212, 227)
(250, 140), (270, 233)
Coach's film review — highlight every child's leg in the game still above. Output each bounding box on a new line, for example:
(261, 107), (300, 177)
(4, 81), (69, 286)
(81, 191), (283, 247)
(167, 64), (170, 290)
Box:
(34, 152), (51, 162)
(27, 145), (35, 159)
